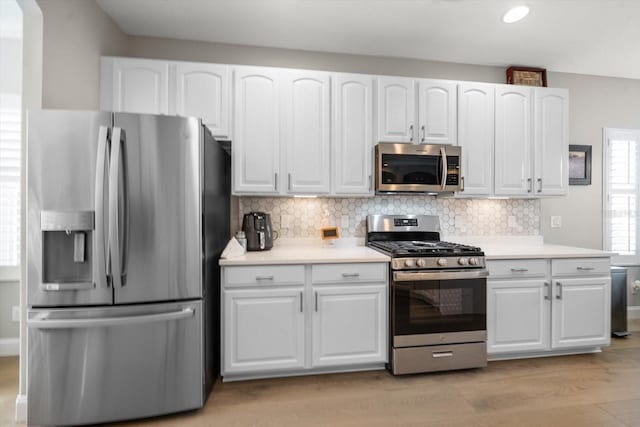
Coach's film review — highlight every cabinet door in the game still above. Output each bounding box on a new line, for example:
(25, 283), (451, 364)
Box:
(312, 285), (387, 367)
(417, 79), (457, 145)
(457, 83), (495, 196)
(332, 73), (374, 195)
(223, 288), (305, 374)
(233, 67), (281, 194)
(534, 88), (569, 196)
(376, 77), (416, 143)
(104, 58), (169, 115)
(175, 62), (230, 138)
(552, 277), (611, 349)
(494, 85), (532, 196)
(282, 70), (331, 194)
(487, 280), (550, 354)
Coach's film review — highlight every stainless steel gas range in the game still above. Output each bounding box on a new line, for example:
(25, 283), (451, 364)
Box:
(366, 214), (488, 375)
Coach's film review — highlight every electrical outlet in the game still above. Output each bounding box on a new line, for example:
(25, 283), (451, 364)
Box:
(508, 216), (517, 228)
(280, 215), (291, 229)
(550, 216), (562, 228)
(11, 306), (20, 323)
(341, 215), (350, 229)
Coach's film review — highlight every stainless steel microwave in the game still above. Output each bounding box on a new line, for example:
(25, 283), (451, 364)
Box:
(375, 143), (462, 194)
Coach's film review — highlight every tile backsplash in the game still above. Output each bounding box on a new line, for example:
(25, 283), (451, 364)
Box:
(239, 196), (540, 238)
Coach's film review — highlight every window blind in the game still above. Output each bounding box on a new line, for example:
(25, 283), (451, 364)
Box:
(0, 93), (21, 266)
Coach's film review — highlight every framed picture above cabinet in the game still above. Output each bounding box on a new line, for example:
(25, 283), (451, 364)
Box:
(569, 144), (592, 185)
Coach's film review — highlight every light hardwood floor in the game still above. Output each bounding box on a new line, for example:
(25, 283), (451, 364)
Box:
(2, 321), (640, 427)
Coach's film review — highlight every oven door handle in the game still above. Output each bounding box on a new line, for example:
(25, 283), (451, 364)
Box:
(393, 269), (489, 282)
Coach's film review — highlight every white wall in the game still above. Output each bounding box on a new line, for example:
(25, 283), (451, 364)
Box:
(37, 0), (129, 109)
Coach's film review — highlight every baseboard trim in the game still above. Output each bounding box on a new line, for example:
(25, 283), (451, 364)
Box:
(628, 306), (640, 319)
(0, 337), (19, 356)
(222, 363), (386, 383)
(15, 394), (27, 423)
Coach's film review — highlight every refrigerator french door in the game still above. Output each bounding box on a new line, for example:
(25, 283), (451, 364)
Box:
(26, 110), (224, 426)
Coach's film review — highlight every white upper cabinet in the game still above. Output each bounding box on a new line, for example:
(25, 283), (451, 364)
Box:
(534, 88), (569, 196)
(417, 80), (457, 145)
(101, 57), (169, 115)
(457, 83), (495, 196)
(233, 66), (281, 194)
(332, 73), (374, 195)
(376, 77), (416, 143)
(282, 70), (331, 194)
(494, 85), (533, 196)
(175, 62), (230, 138)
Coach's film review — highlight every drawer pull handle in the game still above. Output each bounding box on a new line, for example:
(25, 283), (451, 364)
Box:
(255, 276), (274, 281)
(510, 268), (529, 272)
(342, 273), (360, 278)
(544, 282), (550, 300)
(577, 267), (595, 271)
(432, 351), (453, 358)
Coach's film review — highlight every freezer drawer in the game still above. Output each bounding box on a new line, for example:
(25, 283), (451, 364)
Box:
(27, 301), (204, 426)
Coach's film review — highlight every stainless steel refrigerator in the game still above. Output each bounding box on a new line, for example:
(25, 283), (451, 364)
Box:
(26, 110), (230, 426)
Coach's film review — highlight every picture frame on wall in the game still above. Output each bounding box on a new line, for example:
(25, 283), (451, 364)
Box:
(569, 145), (592, 185)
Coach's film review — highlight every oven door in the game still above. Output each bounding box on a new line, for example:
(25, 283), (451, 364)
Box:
(375, 143), (461, 193)
(392, 270), (487, 348)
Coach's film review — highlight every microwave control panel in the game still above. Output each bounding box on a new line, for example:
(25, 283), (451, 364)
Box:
(446, 157), (460, 185)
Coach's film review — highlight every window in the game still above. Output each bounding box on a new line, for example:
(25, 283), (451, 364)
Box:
(0, 0), (22, 275)
(604, 128), (640, 264)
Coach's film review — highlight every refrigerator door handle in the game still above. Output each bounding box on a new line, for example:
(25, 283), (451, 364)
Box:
(27, 307), (195, 329)
(108, 127), (124, 288)
(94, 125), (110, 287)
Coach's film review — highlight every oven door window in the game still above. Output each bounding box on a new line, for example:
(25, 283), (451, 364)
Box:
(381, 153), (442, 185)
(393, 279), (486, 336)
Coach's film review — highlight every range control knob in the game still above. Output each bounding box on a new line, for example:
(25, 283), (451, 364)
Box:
(416, 259), (428, 268)
(404, 259), (416, 268)
(437, 258), (447, 267)
(469, 258), (478, 266)
(458, 258), (469, 266)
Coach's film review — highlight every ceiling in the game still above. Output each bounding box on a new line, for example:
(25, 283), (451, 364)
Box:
(96, 0), (640, 80)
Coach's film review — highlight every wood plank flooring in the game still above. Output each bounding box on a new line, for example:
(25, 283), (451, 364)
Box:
(1, 320), (640, 426)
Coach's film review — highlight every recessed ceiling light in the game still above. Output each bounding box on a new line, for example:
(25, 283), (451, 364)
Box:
(502, 5), (530, 23)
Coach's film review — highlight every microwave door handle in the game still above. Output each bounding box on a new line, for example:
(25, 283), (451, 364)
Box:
(440, 147), (447, 190)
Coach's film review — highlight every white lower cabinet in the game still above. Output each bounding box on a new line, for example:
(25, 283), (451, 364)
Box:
(551, 277), (611, 349)
(487, 258), (611, 358)
(312, 285), (387, 367)
(224, 288), (305, 374)
(488, 280), (550, 354)
(222, 263), (388, 379)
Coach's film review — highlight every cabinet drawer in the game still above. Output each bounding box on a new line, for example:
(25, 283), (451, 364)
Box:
(486, 259), (548, 279)
(312, 263), (387, 284)
(224, 265), (305, 288)
(551, 258), (610, 277)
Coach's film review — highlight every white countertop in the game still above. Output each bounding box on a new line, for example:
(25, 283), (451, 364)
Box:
(445, 236), (615, 260)
(220, 236), (614, 266)
(219, 238), (390, 266)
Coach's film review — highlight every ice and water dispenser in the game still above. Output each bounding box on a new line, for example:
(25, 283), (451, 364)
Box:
(40, 210), (95, 290)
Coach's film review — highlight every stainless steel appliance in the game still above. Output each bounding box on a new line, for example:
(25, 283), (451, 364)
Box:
(26, 110), (230, 426)
(610, 266), (630, 337)
(366, 215), (487, 375)
(375, 143), (463, 194)
(242, 211), (274, 251)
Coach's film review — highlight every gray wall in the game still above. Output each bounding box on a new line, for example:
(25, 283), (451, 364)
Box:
(37, 0), (129, 109)
(541, 72), (640, 249)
